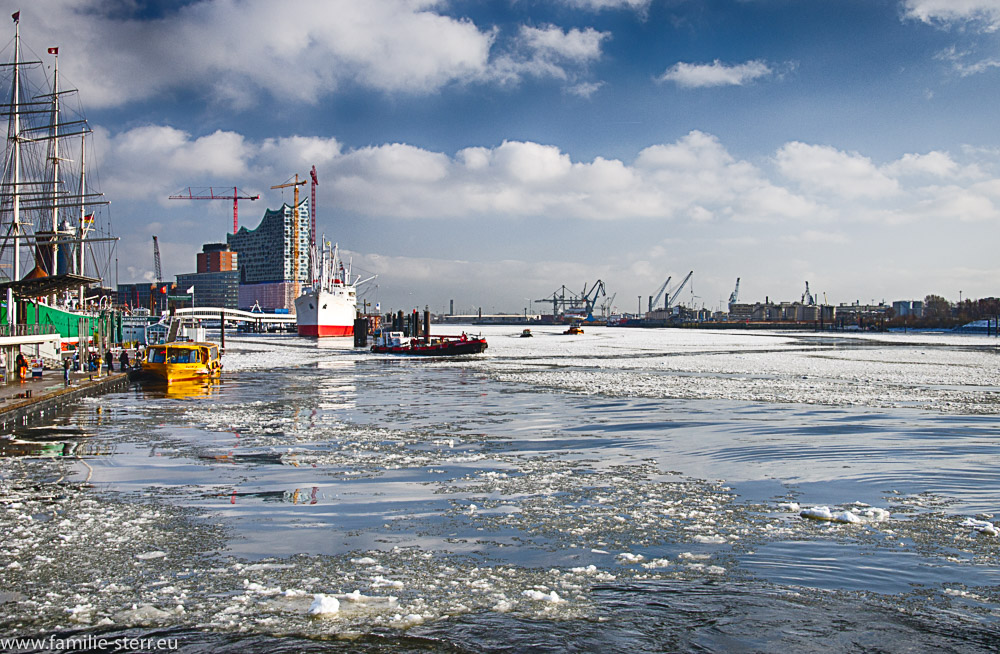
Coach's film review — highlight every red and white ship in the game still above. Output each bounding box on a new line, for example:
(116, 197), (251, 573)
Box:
(295, 241), (371, 337)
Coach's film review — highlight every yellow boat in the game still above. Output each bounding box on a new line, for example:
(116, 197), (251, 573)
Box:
(142, 342), (222, 384)
(563, 324), (584, 335)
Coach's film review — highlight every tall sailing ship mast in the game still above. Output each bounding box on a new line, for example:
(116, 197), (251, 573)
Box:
(0, 12), (115, 328)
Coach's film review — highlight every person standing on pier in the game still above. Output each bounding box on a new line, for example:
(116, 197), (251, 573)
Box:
(0, 349), (7, 385)
(15, 353), (27, 382)
(119, 350), (129, 370)
(106, 349), (114, 372)
(63, 357), (71, 385)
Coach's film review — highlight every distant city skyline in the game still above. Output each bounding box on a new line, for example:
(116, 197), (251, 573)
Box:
(7, 0), (1000, 313)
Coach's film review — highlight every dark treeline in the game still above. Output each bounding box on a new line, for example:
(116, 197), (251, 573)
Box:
(886, 295), (1000, 329)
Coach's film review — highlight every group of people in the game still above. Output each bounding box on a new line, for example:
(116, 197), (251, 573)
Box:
(0, 345), (146, 385)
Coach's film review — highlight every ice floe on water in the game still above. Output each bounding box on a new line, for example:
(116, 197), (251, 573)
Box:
(961, 517), (998, 536)
(482, 327), (1000, 414)
(800, 504), (891, 524)
(6, 328), (1000, 647)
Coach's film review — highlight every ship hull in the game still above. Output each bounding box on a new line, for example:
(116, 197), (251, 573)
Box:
(295, 287), (356, 338)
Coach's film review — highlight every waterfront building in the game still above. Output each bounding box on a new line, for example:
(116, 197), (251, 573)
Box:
(117, 282), (171, 314)
(173, 243), (240, 309)
(176, 271), (239, 309)
(892, 300), (924, 318)
(227, 201), (310, 312)
(198, 242), (237, 273)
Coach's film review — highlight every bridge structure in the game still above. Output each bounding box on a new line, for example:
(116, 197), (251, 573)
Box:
(171, 306), (297, 328)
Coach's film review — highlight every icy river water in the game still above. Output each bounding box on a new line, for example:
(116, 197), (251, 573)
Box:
(2, 326), (1000, 652)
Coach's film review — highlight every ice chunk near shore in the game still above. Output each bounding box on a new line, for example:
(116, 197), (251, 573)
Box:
(961, 517), (998, 536)
(308, 594), (341, 616)
(800, 506), (861, 524)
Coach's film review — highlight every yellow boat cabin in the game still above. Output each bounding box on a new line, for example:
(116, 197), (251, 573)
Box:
(142, 342), (222, 384)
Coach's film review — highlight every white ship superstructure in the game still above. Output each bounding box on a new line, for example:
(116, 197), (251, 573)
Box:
(294, 241), (358, 337)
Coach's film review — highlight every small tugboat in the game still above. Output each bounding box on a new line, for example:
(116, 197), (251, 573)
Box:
(371, 331), (488, 356)
(141, 342), (222, 384)
(520, 328), (533, 338)
(563, 324), (584, 335)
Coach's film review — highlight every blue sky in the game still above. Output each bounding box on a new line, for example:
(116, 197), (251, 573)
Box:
(8, 0), (1000, 314)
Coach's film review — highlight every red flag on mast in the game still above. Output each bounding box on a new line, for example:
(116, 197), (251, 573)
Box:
(11, 12), (19, 22)
(47, 47), (58, 55)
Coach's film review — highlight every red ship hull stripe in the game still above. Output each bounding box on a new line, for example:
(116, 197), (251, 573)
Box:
(297, 324), (354, 337)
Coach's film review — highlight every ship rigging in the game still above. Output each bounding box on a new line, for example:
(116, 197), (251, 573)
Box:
(0, 12), (117, 326)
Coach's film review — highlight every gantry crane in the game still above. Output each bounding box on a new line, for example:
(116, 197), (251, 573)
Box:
(665, 271), (693, 309)
(271, 174), (308, 295)
(581, 280), (606, 318)
(169, 186), (260, 234)
(649, 276), (672, 312)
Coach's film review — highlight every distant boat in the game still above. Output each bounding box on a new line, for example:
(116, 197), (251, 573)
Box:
(563, 324), (584, 335)
(520, 328), (533, 338)
(371, 331), (487, 356)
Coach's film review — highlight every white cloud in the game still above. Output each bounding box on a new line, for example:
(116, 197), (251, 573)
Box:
(12, 1), (617, 110)
(657, 60), (772, 88)
(491, 25), (610, 85)
(933, 45), (1000, 77)
(99, 125), (1000, 258)
(557, 0), (652, 10)
(902, 0), (1000, 31)
(775, 142), (901, 200)
(884, 151), (974, 179)
(17, 1), (497, 109)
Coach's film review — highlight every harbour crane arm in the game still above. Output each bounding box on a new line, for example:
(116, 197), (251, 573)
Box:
(729, 277), (740, 304)
(666, 271), (693, 308)
(650, 276), (671, 311)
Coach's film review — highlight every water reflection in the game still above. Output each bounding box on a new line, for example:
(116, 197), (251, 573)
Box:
(210, 487), (320, 505)
(136, 379), (221, 400)
(0, 438), (108, 458)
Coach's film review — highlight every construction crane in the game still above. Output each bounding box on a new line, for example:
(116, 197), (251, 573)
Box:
(152, 235), (162, 285)
(169, 187), (260, 234)
(802, 281), (815, 305)
(271, 174), (308, 295)
(665, 271), (693, 308)
(649, 276), (672, 313)
(729, 277), (740, 305)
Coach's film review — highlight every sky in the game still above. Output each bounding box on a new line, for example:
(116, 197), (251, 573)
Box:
(5, 0), (1000, 315)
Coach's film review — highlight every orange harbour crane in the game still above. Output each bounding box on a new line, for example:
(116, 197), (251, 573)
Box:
(309, 165), (318, 250)
(169, 187), (260, 234)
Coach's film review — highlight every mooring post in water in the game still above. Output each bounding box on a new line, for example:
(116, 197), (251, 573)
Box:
(354, 317), (368, 347)
(220, 311), (226, 351)
(397, 310), (404, 334)
(424, 309), (430, 341)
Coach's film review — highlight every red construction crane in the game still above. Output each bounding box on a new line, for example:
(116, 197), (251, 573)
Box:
(169, 186), (260, 234)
